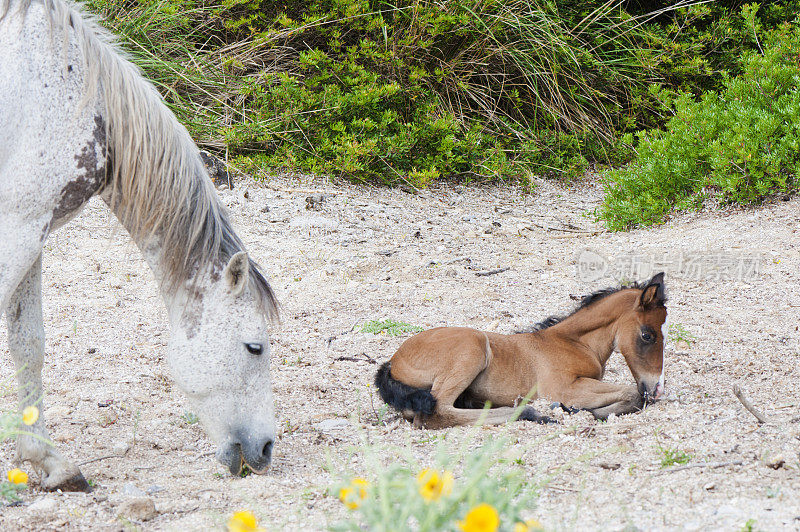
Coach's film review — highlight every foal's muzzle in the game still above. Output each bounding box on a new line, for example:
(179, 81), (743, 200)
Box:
(638, 375), (665, 404)
(216, 432), (274, 475)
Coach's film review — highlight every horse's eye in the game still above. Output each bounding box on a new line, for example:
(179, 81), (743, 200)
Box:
(641, 331), (654, 343)
(245, 343), (263, 355)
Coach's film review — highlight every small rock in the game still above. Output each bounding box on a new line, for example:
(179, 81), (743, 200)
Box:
(306, 194), (327, 210)
(704, 482), (716, 491)
(260, 205), (270, 213)
(112, 441), (131, 455)
(28, 497), (58, 513)
(117, 497), (158, 521)
(766, 454), (786, 470)
(146, 485), (165, 495)
(314, 419), (351, 432)
(597, 461), (621, 470)
(121, 482), (147, 497)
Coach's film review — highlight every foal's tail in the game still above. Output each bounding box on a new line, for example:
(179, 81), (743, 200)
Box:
(374, 362), (436, 416)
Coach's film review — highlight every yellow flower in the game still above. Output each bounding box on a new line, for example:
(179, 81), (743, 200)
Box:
(458, 503), (499, 532)
(7, 468), (28, 485)
(339, 478), (369, 509)
(513, 519), (543, 532)
(227, 510), (266, 532)
(417, 469), (454, 501)
(22, 406), (39, 426)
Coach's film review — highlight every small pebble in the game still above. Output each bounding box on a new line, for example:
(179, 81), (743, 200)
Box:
(28, 497), (58, 513)
(112, 441), (131, 455)
(305, 194), (327, 210)
(766, 454), (786, 470)
(122, 482), (147, 497)
(117, 497), (158, 521)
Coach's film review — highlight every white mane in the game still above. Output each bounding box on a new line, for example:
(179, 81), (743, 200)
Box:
(1, 0), (277, 318)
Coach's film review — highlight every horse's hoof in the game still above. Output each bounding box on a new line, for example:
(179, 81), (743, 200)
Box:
(550, 402), (580, 414)
(43, 470), (92, 492)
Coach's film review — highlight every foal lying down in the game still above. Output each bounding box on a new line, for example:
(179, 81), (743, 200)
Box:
(375, 273), (667, 428)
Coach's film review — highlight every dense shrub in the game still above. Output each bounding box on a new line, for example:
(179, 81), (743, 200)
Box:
(598, 12), (800, 230)
(79, 0), (667, 184)
(85, 1), (800, 190)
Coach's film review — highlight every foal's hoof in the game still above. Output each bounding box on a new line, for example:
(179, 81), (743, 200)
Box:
(519, 407), (558, 424)
(549, 402), (581, 414)
(43, 469), (92, 492)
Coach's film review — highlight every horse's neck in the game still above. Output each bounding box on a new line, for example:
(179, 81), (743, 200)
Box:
(101, 192), (204, 324)
(551, 292), (633, 366)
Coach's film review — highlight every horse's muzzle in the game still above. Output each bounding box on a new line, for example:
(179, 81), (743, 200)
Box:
(638, 375), (664, 405)
(216, 433), (274, 475)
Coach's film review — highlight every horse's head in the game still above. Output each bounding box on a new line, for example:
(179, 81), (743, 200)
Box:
(616, 272), (667, 403)
(165, 251), (276, 475)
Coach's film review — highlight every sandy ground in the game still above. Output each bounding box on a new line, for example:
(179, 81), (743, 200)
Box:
(1, 174), (799, 531)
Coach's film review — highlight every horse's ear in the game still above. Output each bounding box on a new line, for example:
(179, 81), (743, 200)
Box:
(639, 272), (666, 309)
(224, 252), (250, 296)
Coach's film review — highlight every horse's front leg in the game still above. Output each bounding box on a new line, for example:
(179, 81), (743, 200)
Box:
(556, 377), (644, 420)
(7, 256), (90, 491)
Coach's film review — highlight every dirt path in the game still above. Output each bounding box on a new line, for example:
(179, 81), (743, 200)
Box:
(1, 175), (799, 531)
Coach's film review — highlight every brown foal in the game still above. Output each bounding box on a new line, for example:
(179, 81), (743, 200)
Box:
(375, 273), (667, 428)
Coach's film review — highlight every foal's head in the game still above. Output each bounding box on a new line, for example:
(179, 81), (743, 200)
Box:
(614, 272), (667, 402)
(166, 252), (278, 476)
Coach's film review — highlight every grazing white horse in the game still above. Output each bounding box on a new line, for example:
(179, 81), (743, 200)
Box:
(0, 0), (280, 490)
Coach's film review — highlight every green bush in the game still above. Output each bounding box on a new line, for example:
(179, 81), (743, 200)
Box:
(598, 10), (800, 230)
(84, 0), (696, 184)
(84, 1), (800, 188)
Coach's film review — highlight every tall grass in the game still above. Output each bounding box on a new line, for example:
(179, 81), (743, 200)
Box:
(83, 0), (696, 183)
(84, 0), (794, 187)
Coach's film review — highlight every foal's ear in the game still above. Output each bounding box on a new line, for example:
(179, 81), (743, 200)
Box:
(639, 272), (666, 309)
(224, 251), (250, 297)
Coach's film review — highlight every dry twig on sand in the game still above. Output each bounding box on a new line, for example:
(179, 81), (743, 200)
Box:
(732, 385), (770, 424)
(658, 460), (744, 474)
(475, 267), (509, 277)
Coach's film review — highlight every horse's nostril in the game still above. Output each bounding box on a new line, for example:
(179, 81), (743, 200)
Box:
(262, 439), (274, 460)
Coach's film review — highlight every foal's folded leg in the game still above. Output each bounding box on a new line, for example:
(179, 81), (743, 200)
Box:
(421, 353), (554, 427)
(7, 257), (90, 492)
(424, 405), (555, 428)
(556, 377), (644, 420)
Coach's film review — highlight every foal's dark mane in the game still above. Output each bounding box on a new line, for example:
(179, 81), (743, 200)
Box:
(516, 281), (651, 333)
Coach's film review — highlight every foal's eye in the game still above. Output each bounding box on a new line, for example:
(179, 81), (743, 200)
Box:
(245, 343), (264, 355)
(640, 330), (655, 343)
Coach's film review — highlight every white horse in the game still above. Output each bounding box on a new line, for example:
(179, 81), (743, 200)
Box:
(0, 0), (280, 491)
